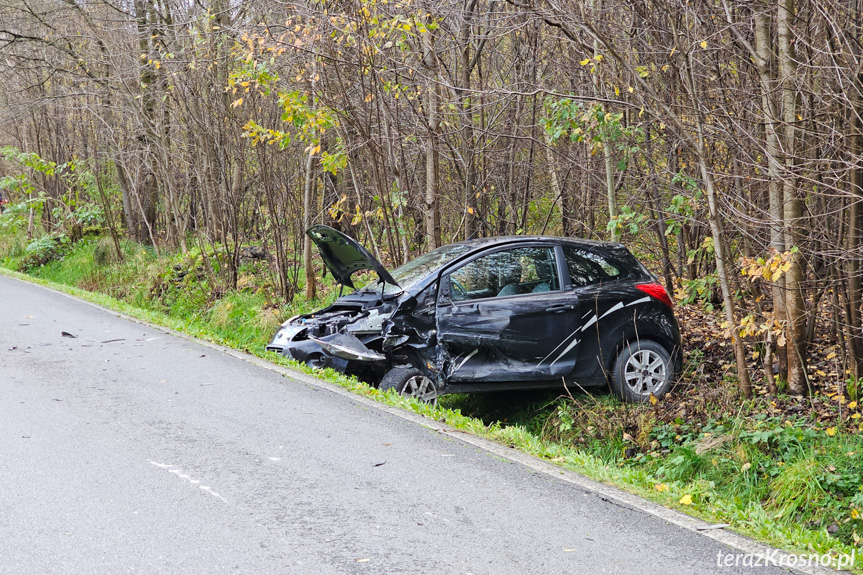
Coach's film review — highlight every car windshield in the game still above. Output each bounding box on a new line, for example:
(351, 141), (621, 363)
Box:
(352, 243), (466, 293)
(390, 244), (472, 290)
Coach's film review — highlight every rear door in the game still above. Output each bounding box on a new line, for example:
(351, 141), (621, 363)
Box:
(435, 244), (583, 383)
(562, 245), (644, 371)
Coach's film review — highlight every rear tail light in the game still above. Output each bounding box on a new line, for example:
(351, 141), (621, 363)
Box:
(636, 283), (674, 308)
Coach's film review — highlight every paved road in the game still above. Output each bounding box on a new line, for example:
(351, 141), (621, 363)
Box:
(0, 274), (800, 575)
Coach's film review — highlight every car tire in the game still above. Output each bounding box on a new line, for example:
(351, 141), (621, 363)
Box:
(610, 340), (674, 403)
(306, 353), (326, 369)
(379, 367), (438, 405)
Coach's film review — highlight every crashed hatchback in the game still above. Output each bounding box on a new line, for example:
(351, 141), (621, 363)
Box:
(268, 225), (682, 403)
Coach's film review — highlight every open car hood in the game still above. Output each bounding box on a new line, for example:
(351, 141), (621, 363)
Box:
(306, 225), (398, 289)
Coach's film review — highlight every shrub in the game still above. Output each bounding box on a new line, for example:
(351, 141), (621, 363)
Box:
(21, 233), (70, 269)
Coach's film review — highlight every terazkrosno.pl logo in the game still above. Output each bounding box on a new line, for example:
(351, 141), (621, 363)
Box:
(717, 550), (855, 570)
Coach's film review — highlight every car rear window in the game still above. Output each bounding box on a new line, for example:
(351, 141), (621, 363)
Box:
(563, 246), (621, 287)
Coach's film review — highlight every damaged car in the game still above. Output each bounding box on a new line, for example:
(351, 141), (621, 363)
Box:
(268, 225), (682, 404)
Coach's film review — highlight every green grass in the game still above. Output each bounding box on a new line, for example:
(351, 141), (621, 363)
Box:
(2, 232), (862, 571)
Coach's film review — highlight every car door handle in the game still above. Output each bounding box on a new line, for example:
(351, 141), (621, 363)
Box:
(545, 304), (575, 313)
(449, 305), (480, 315)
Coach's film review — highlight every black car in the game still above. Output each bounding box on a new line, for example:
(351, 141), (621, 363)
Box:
(268, 225), (682, 403)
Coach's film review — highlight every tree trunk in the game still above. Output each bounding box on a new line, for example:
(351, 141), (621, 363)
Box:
(754, 1), (790, 382)
(778, 0), (808, 395)
(134, 0), (158, 243)
(423, 24), (441, 249)
(591, 0), (618, 241)
(845, 1), (863, 380)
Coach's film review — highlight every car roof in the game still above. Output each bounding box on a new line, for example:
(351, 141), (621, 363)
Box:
(445, 235), (628, 252)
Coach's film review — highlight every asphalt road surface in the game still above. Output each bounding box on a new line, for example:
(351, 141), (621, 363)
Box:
(0, 274), (804, 575)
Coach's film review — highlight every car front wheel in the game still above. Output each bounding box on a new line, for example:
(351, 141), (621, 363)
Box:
(379, 367), (438, 405)
(610, 340), (673, 403)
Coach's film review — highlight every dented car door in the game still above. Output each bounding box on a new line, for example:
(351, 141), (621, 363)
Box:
(435, 245), (583, 384)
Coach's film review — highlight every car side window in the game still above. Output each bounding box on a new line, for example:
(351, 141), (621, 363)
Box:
(563, 246), (621, 287)
(448, 246), (560, 302)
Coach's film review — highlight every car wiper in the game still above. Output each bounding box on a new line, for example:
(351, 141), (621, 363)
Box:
(379, 280), (403, 301)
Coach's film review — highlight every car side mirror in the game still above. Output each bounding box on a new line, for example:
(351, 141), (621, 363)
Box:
(438, 276), (452, 304)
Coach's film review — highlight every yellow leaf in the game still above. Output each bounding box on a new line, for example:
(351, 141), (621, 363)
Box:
(580, 58), (590, 66)
(849, 401), (858, 410)
(654, 483), (669, 492)
(826, 427), (837, 437)
(628, 86), (634, 93)
(467, 206), (474, 215)
(700, 41), (707, 49)
(649, 393), (658, 405)
(853, 509), (860, 520)
(679, 494), (693, 505)
(852, 413), (860, 419)
(231, 98), (243, 108)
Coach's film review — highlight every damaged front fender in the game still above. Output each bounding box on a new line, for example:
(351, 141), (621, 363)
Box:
(310, 333), (387, 362)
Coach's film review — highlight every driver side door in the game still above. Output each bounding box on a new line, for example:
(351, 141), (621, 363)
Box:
(436, 245), (583, 383)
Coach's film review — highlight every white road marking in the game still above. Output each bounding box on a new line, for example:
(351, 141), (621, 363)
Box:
(150, 461), (227, 503)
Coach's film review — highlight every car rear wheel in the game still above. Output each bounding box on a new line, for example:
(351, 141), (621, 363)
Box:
(610, 340), (673, 403)
(379, 367), (438, 405)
